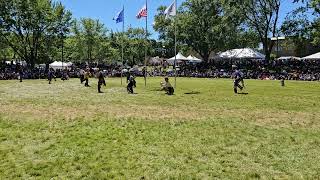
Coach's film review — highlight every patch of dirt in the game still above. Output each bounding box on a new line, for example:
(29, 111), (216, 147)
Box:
(1, 103), (319, 129)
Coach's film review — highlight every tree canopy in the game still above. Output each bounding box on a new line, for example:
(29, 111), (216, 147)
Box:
(0, 0), (72, 67)
(0, 0), (318, 67)
(154, 0), (261, 62)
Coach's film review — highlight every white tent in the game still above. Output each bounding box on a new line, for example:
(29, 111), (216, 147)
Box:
(5, 60), (27, 66)
(49, 61), (73, 70)
(277, 56), (301, 61)
(167, 52), (188, 65)
(187, 55), (203, 63)
(218, 48), (265, 60)
(302, 52), (320, 60)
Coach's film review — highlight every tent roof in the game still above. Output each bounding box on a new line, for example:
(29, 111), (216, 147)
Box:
(303, 52), (320, 60)
(277, 56), (301, 61)
(168, 52), (188, 61)
(187, 55), (202, 62)
(218, 48), (265, 60)
(49, 61), (73, 67)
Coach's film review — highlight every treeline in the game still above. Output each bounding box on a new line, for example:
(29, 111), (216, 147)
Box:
(0, 0), (165, 67)
(154, 0), (320, 62)
(0, 0), (319, 67)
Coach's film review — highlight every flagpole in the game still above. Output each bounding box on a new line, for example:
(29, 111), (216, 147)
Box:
(144, 0), (148, 87)
(121, 6), (124, 85)
(174, 0), (177, 88)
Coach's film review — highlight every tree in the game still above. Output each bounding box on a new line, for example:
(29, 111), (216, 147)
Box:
(154, 0), (259, 62)
(0, 37), (13, 60)
(282, 0), (320, 46)
(0, 0), (72, 67)
(67, 18), (106, 63)
(65, 18), (120, 64)
(237, 0), (281, 63)
(110, 27), (152, 66)
(310, 0), (320, 45)
(281, 5), (313, 56)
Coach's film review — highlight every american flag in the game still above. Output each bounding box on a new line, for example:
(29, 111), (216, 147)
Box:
(136, 5), (147, 19)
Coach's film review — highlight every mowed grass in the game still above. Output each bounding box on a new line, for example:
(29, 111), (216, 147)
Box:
(0, 77), (320, 179)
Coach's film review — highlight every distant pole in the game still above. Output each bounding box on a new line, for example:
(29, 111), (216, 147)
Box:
(61, 33), (64, 71)
(144, 0), (148, 87)
(174, 0), (177, 88)
(277, 37), (279, 58)
(121, 6), (124, 85)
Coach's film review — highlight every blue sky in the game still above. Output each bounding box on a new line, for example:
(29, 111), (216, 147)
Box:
(57, 0), (304, 39)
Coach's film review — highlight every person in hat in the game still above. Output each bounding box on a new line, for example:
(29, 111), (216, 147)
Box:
(232, 65), (244, 94)
(161, 77), (174, 95)
(97, 70), (106, 93)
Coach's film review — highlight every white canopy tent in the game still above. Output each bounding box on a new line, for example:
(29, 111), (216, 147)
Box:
(5, 60), (27, 66)
(187, 55), (203, 63)
(302, 52), (320, 60)
(167, 52), (188, 65)
(49, 61), (73, 70)
(218, 48), (265, 60)
(277, 56), (301, 61)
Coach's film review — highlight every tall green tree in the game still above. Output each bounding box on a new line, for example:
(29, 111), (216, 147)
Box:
(154, 0), (259, 62)
(110, 27), (152, 66)
(66, 18), (117, 63)
(281, 4), (313, 56)
(282, 0), (320, 46)
(0, 0), (72, 67)
(236, 0), (281, 62)
(311, 0), (320, 45)
(0, 37), (13, 60)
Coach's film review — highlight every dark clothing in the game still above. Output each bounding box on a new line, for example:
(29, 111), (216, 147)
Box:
(127, 75), (136, 94)
(234, 79), (243, 93)
(127, 82), (134, 94)
(162, 81), (174, 95)
(19, 71), (23, 82)
(281, 79), (285, 87)
(97, 72), (106, 93)
(167, 87), (174, 95)
(233, 70), (244, 94)
(17, 65), (23, 82)
(48, 70), (53, 84)
(85, 79), (89, 87)
(80, 75), (84, 83)
(233, 70), (243, 80)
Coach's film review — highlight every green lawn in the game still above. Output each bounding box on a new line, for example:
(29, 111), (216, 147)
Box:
(0, 78), (320, 179)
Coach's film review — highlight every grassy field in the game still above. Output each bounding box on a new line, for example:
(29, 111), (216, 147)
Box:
(0, 77), (320, 179)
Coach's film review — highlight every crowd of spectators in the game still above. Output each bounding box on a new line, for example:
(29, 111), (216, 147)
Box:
(1, 59), (319, 81)
(169, 59), (320, 81)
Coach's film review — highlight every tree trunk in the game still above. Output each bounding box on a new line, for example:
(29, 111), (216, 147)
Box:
(200, 51), (210, 63)
(264, 50), (271, 64)
(203, 54), (209, 63)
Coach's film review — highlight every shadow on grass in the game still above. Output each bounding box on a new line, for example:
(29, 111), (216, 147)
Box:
(128, 92), (138, 94)
(237, 92), (249, 95)
(184, 91), (201, 95)
(150, 88), (163, 92)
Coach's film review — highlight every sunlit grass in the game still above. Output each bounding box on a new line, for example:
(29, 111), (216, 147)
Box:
(0, 78), (320, 179)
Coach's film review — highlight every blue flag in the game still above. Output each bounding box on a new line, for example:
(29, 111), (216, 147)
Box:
(113, 8), (124, 23)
